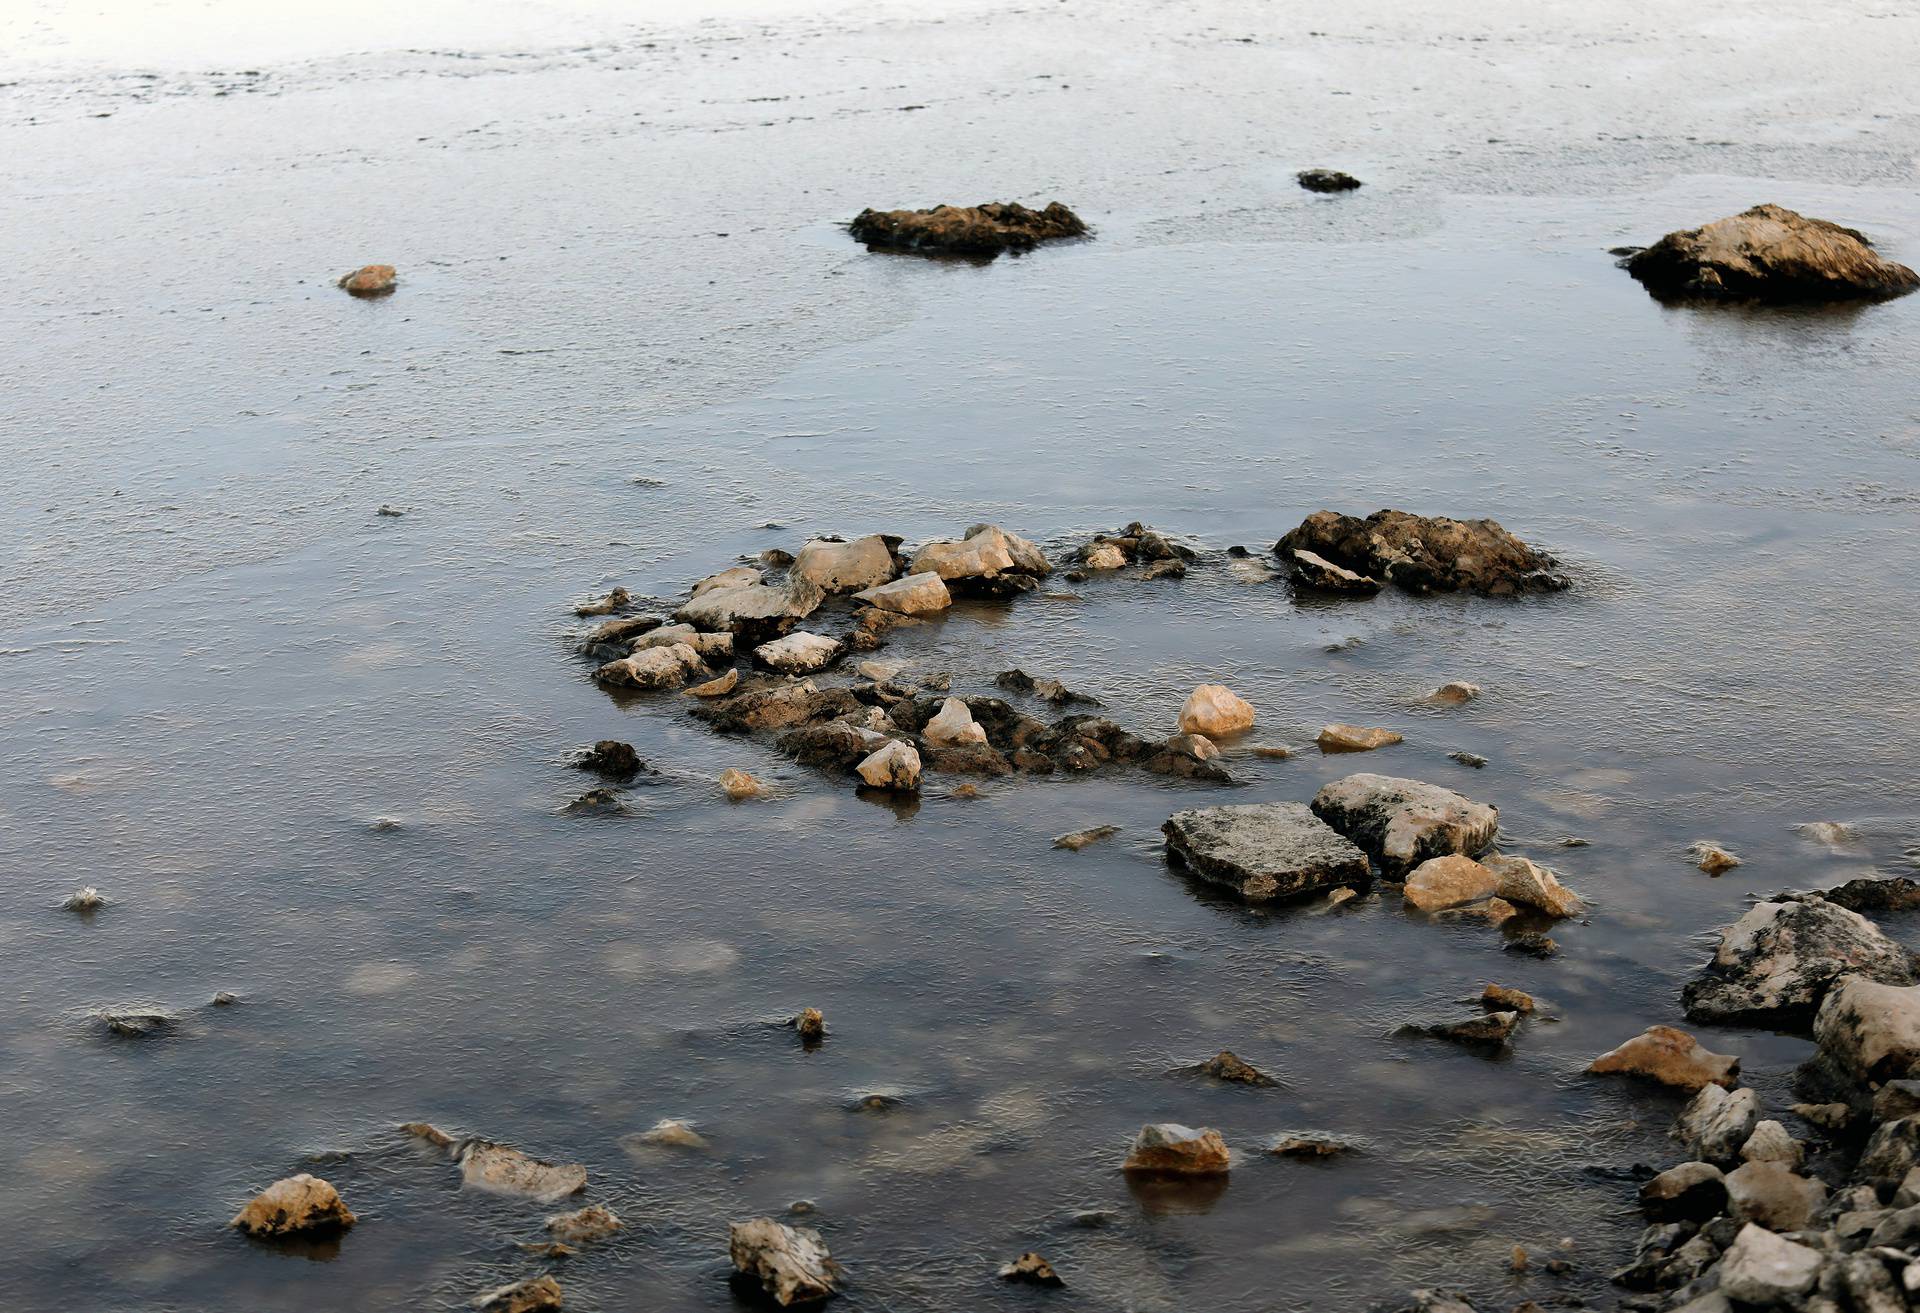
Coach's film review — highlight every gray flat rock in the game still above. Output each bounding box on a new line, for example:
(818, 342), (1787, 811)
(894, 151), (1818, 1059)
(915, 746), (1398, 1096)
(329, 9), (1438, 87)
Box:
(1163, 802), (1369, 902)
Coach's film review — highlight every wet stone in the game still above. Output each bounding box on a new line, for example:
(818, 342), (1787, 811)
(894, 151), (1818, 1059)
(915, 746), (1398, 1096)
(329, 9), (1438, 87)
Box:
(1481, 984), (1535, 1013)
(848, 200), (1087, 256)
(1624, 204), (1920, 303)
(231, 1173), (357, 1238)
(1682, 898), (1917, 1029)
(728, 1217), (843, 1306)
(546, 1204), (623, 1244)
(1288, 547), (1382, 593)
(1053, 825), (1118, 851)
(998, 1252), (1064, 1286)
(337, 263), (396, 295)
(573, 739), (643, 779)
(1405, 1010), (1519, 1050)
(1639, 1163), (1728, 1223)
(1163, 802), (1370, 902)
(1192, 1049), (1278, 1086)
(1122, 1123), (1230, 1175)
(1310, 773), (1499, 878)
(1587, 1025), (1740, 1092)
(1275, 509), (1568, 596)
(456, 1140), (588, 1203)
(473, 1275), (563, 1313)
(1270, 1132), (1356, 1158)
(1318, 723), (1402, 753)
(1297, 168), (1362, 192)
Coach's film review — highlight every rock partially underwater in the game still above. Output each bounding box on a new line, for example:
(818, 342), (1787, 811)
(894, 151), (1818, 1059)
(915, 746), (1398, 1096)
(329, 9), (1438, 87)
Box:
(1624, 204), (1919, 304)
(848, 201), (1087, 256)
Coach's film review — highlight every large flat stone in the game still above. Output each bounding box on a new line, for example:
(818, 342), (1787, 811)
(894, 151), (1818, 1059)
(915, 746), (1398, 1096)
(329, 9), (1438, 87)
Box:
(1163, 802), (1369, 903)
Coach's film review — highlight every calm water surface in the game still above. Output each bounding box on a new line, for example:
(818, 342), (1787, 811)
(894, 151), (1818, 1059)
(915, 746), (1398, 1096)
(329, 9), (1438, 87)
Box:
(4, 1), (1920, 1309)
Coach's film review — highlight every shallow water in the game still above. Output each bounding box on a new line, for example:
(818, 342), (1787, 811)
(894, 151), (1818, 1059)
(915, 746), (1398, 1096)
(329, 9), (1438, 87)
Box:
(5, 1), (1920, 1309)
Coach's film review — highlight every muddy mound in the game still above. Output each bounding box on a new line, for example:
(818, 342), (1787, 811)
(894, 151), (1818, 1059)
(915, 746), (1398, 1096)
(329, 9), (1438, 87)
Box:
(1275, 509), (1567, 596)
(1623, 204), (1919, 304)
(848, 201), (1087, 256)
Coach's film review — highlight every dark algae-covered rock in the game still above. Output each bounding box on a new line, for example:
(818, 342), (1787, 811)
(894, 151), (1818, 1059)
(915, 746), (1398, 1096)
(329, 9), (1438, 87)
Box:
(848, 201), (1087, 256)
(1624, 204), (1919, 303)
(1297, 169), (1362, 193)
(1275, 509), (1568, 596)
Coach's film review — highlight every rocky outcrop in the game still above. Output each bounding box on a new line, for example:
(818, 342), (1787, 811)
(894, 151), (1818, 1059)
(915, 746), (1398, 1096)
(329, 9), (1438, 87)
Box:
(908, 524), (1051, 594)
(1587, 1025), (1740, 1092)
(1274, 510), (1568, 596)
(1163, 802), (1370, 902)
(792, 535), (898, 594)
(1076, 523), (1198, 572)
(1309, 773), (1498, 877)
(1178, 684), (1254, 737)
(729, 1217), (843, 1306)
(1624, 205), (1919, 304)
(1681, 899), (1918, 1029)
(231, 1174), (357, 1237)
(1122, 1123), (1230, 1174)
(337, 264), (396, 295)
(848, 201), (1087, 256)
(996, 668), (1100, 706)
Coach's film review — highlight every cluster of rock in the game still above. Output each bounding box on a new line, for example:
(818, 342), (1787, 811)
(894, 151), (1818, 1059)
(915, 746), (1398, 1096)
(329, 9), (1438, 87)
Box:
(1624, 205), (1919, 304)
(1565, 883), (1920, 1313)
(847, 201), (1087, 256)
(1277, 510), (1570, 597)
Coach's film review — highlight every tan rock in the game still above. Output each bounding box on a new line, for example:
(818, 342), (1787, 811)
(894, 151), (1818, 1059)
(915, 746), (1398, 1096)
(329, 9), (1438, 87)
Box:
(685, 668), (740, 698)
(546, 1204), (623, 1244)
(575, 587), (630, 617)
(594, 643), (706, 691)
(998, 1252), (1064, 1286)
(1053, 825), (1119, 852)
(634, 1118), (709, 1149)
(1587, 1025), (1740, 1092)
(1725, 1159), (1827, 1231)
(792, 535), (896, 593)
(1288, 547), (1382, 593)
(923, 697), (988, 747)
(1625, 204), (1920, 303)
(911, 531), (1016, 580)
(473, 1275), (563, 1312)
(753, 632), (842, 674)
(1428, 681), (1481, 705)
(855, 740), (921, 791)
(1082, 542), (1128, 570)
(1194, 1049), (1277, 1085)
(1813, 975), (1920, 1086)
(851, 570), (951, 615)
(1318, 723), (1403, 753)
(677, 575), (823, 632)
(1690, 842), (1742, 875)
(729, 1217), (842, 1306)
(1122, 1123), (1230, 1175)
(1740, 1120), (1804, 1168)
(1481, 852), (1583, 919)
(720, 768), (765, 800)
(337, 264), (396, 295)
(1178, 684), (1255, 738)
(1270, 1133), (1355, 1158)
(459, 1142), (588, 1203)
(1482, 984), (1535, 1014)
(231, 1173), (356, 1237)
(1403, 854), (1499, 912)
(794, 1007), (826, 1041)
(692, 566), (761, 596)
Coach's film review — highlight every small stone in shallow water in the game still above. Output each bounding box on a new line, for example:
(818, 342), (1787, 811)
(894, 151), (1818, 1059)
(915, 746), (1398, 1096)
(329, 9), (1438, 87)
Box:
(1402, 854), (1499, 912)
(575, 587), (630, 617)
(1406, 1011), (1519, 1049)
(62, 886), (105, 913)
(211, 991), (240, 1006)
(1482, 853), (1583, 919)
(856, 740), (921, 792)
(1163, 801), (1370, 903)
(634, 1118), (709, 1150)
(473, 1275), (563, 1313)
(458, 1140), (589, 1203)
(1053, 825), (1118, 851)
(1310, 774), (1498, 877)
(754, 632), (842, 675)
(923, 697), (988, 747)
(851, 571), (951, 615)
(1178, 684), (1256, 737)
(1270, 1133), (1355, 1158)
(998, 1252), (1064, 1286)
(1689, 841), (1741, 874)
(849, 200), (1087, 256)
(1428, 681), (1481, 705)
(1122, 1123), (1230, 1175)
(1319, 723), (1403, 753)
(337, 263), (396, 295)
(1448, 751), (1487, 769)
(232, 1173), (357, 1237)
(1587, 1025), (1739, 1092)
(547, 1204), (623, 1244)
(94, 1006), (176, 1038)
(1624, 204), (1920, 303)
(793, 1008), (827, 1042)
(1252, 745), (1293, 759)
(720, 768), (766, 800)
(1481, 984), (1535, 1014)
(1297, 168), (1362, 192)
(563, 788), (625, 816)
(729, 1217), (843, 1306)
(1502, 931), (1557, 957)
(1193, 1049), (1278, 1086)
(575, 740), (642, 778)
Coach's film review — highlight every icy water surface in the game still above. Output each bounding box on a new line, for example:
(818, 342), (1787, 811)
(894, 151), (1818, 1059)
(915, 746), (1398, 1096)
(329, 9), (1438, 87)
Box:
(5, 0), (1920, 1309)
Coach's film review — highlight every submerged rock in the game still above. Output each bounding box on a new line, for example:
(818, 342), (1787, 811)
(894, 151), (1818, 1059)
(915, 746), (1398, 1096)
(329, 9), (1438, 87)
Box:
(546, 1204), (623, 1244)
(1428, 681), (1481, 705)
(1270, 1132), (1356, 1158)
(792, 535), (898, 594)
(574, 739), (643, 779)
(1681, 898), (1917, 1028)
(1624, 204), (1919, 303)
(231, 1173), (356, 1237)
(634, 1118), (709, 1150)
(848, 201), (1087, 256)
(1481, 984), (1535, 1013)
(1405, 1011), (1520, 1049)
(62, 886), (105, 913)
(456, 1140), (588, 1203)
(1192, 1049), (1278, 1086)
(1163, 801), (1370, 902)
(337, 264), (396, 295)
(93, 1006), (176, 1038)
(997, 668), (1100, 706)
(851, 571), (950, 615)
(575, 587), (631, 617)
(720, 768), (766, 800)
(1054, 824), (1119, 851)
(998, 1252), (1064, 1286)
(1317, 723), (1402, 753)
(1297, 169), (1362, 193)
(1141, 732), (1230, 781)
(1178, 684), (1255, 737)
(473, 1275), (563, 1313)
(1275, 510), (1567, 596)
(729, 1216), (843, 1306)
(1310, 773), (1498, 878)
(793, 1007), (827, 1042)
(1689, 842), (1742, 875)
(1587, 1025), (1739, 1092)
(1122, 1123), (1230, 1174)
